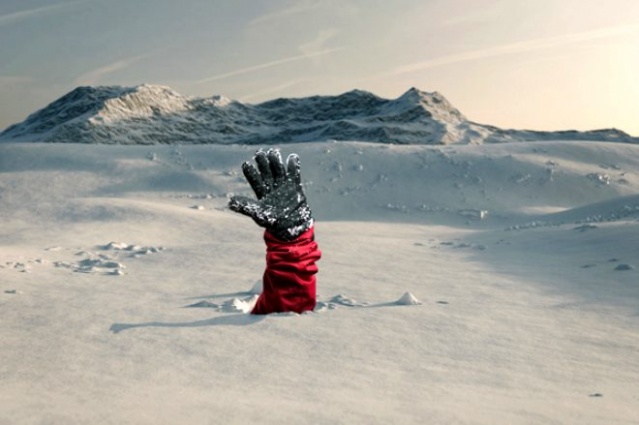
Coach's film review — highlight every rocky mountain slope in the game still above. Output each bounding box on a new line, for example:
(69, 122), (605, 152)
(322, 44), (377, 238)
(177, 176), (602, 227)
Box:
(1, 84), (636, 145)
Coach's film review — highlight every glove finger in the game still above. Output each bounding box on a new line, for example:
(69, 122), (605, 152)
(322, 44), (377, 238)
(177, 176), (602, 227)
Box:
(241, 161), (267, 199)
(286, 153), (303, 190)
(267, 149), (286, 187)
(255, 150), (274, 191)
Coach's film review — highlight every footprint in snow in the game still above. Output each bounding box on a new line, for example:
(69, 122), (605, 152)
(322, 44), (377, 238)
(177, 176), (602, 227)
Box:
(51, 241), (164, 276)
(101, 242), (164, 257)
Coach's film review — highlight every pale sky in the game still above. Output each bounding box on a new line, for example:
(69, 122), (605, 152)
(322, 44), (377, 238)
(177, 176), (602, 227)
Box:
(1, 0), (638, 135)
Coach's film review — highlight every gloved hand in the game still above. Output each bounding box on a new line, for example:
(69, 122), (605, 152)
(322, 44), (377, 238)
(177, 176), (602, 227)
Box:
(228, 149), (313, 241)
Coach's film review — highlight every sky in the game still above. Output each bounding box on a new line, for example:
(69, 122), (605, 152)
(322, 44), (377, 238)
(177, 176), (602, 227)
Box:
(1, 0), (638, 135)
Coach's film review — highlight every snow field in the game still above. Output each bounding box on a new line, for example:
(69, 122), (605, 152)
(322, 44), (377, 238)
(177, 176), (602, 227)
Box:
(1, 141), (638, 424)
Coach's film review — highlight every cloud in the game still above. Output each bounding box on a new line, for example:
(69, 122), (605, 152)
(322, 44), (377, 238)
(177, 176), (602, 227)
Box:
(299, 29), (341, 57)
(0, 0), (91, 26)
(73, 54), (151, 86)
(389, 24), (639, 76)
(248, 1), (321, 26)
(194, 46), (347, 85)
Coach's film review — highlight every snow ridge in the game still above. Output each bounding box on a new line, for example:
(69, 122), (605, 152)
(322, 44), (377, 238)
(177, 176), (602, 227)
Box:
(1, 84), (636, 145)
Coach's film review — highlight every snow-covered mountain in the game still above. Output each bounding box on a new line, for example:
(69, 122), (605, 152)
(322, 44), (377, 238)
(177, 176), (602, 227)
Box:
(0, 84), (636, 145)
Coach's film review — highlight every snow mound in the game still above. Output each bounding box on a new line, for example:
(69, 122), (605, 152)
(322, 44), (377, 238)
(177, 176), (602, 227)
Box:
(327, 294), (369, 307)
(186, 295), (259, 313)
(395, 292), (422, 305)
(220, 295), (259, 313)
(313, 294), (368, 311)
(508, 194), (639, 230)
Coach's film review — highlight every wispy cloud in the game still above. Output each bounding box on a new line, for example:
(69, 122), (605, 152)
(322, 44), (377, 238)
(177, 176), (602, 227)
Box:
(74, 53), (151, 86)
(389, 24), (639, 76)
(248, 1), (321, 26)
(239, 78), (308, 102)
(299, 29), (341, 57)
(194, 47), (347, 85)
(0, 0), (91, 26)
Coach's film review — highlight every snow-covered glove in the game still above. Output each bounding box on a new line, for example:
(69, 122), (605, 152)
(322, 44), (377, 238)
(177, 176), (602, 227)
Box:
(228, 149), (313, 241)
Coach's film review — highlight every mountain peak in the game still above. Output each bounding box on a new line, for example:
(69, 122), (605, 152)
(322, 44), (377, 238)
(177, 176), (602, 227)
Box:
(1, 84), (636, 145)
(341, 88), (379, 98)
(395, 87), (466, 121)
(96, 84), (190, 123)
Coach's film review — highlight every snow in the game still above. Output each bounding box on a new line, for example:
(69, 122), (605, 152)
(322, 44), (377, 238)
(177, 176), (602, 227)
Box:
(2, 84), (637, 145)
(1, 140), (639, 424)
(395, 292), (422, 305)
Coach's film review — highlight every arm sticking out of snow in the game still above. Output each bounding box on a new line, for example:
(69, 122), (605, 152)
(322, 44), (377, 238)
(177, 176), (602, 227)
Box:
(228, 149), (321, 314)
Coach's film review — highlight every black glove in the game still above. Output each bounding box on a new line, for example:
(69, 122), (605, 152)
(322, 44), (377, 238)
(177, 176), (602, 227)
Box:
(228, 149), (313, 241)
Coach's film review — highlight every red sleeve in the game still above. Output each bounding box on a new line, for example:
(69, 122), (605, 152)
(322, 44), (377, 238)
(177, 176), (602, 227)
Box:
(251, 227), (321, 315)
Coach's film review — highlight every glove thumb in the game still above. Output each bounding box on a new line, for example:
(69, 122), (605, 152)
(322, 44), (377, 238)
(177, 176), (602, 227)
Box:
(229, 195), (274, 228)
(228, 195), (260, 217)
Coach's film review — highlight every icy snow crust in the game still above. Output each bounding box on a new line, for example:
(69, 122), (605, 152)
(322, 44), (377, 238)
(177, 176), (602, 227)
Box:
(1, 84), (637, 145)
(2, 140), (639, 424)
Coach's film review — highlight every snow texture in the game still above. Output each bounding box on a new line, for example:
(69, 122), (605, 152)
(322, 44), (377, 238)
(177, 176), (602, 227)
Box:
(1, 84), (637, 145)
(1, 99), (639, 424)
